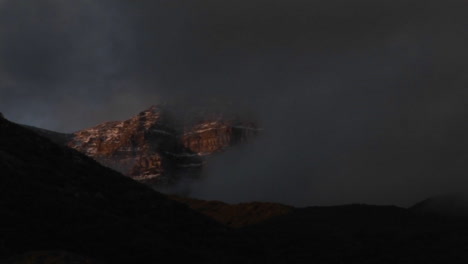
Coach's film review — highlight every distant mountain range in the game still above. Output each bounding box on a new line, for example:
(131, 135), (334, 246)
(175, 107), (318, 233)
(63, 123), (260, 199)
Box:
(26, 105), (259, 186)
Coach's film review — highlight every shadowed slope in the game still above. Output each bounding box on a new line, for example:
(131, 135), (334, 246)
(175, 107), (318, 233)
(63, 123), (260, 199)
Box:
(170, 195), (293, 227)
(0, 116), (238, 263)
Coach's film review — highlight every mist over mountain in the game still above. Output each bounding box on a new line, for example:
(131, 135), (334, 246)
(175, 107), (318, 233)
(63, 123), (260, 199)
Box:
(8, 113), (468, 264)
(2, 0), (468, 206)
(28, 105), (258, 189)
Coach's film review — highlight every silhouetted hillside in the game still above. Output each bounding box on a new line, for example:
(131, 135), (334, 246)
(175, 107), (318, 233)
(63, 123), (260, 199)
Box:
(244, 204), (468, 263)
(0, 116), (240, 263)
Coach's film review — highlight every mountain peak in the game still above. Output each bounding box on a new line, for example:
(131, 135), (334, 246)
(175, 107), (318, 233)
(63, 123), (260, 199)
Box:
(141, 104), (165, 115)
(29, 105), (259, 187)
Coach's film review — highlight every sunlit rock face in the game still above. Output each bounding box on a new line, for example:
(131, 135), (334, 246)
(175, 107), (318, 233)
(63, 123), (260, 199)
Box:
(182, 120), (259, 155)
(32, 105), (259, 186)
(69, 106), (202, 185)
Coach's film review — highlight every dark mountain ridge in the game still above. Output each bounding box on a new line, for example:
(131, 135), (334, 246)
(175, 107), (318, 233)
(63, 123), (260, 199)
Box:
(170, 195), (294, 228)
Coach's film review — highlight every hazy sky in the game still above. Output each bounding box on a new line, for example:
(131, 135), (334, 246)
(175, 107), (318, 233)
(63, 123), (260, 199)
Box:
(1, 0), (468, 206)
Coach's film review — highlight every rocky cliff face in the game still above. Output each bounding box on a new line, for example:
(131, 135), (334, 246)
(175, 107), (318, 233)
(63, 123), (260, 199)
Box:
(182, 120), (259, 155)
(68, 106), (203, 185)
(28, 105), (259, 186)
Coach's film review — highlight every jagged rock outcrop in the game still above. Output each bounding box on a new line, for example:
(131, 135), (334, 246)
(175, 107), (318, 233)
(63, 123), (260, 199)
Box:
(68, 106), (203, 185)
(27, 105), (259, 186)
(182, 120), (259, 155)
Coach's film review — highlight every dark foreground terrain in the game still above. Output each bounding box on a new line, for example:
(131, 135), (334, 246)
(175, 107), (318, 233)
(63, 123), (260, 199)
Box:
(3, 115), (468, 263)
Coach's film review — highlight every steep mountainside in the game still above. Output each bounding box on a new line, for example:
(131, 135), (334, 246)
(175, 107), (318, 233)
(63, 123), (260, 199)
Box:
(68, 105), (203, 185)
(23, 125), (73, 145)
(28, 105), (259, 186)
(182, 120), (258, 155)
(0, 113), (243, 263)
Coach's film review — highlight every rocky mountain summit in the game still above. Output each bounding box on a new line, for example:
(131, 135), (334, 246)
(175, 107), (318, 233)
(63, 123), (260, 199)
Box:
(29, 105), (259, 186)
(182, 120), (258, 155)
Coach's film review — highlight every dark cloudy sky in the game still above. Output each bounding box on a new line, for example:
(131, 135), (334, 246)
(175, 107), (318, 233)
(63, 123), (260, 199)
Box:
(1, 0), (468, 206)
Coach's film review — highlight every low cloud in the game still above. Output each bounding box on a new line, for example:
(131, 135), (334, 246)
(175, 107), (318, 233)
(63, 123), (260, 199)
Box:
(2, 0), (468, 206)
